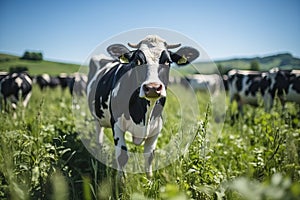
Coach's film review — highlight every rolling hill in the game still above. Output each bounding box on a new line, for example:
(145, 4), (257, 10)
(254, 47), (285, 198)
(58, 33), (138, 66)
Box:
(180, 53), (300, 74)
(1, 52), (300, 75)
(0, 53), (80, 75)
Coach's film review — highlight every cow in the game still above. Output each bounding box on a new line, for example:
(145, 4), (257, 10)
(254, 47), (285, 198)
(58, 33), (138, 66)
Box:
(69, 73), (87, 96)
(0, 72), (8, 81)
(0, 72), (32, 112)
(36, 74), (60, 90)
(227, 69), (269, 113)
(183, 74), (223, 95)
(87, 35), (199, 178)
(58, 73), (73, 90)
(264, 68), (300, 110)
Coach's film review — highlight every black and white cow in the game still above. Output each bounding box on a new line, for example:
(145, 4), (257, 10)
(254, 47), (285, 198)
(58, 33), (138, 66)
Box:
(36, 74), (60, 90)
(0, 72), (8, 81)
(58, 73), (74, 90)
(0, 72), (32, 111)
(69, 73), (87, 96)
(264, 68), (300, 110)
(87, 35), (199, 177)
(227, 69), (269, 113)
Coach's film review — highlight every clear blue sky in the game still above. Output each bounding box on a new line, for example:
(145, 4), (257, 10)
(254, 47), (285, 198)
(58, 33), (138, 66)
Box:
(0, 0), (299, 64)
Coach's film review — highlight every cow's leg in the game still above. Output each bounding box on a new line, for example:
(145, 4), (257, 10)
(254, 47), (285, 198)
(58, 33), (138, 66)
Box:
(237, 100), (243, 115)
(95, 121), (104, 145)
(113, 125), (128, 176)
(264, 93), (273, 112)
(22, 92), (32, 108)
(144, 133), (159, 178)
(279, 96), (286, 111)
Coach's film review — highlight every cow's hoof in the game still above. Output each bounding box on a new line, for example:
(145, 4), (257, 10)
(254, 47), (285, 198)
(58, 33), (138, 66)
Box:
(146, 171), (153, 179)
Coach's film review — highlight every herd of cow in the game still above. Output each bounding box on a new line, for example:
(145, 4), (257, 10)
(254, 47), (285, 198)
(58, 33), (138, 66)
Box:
(1, 35), (299, 178)
(182, 68), (300, 113)
(0, 71), (87, 111)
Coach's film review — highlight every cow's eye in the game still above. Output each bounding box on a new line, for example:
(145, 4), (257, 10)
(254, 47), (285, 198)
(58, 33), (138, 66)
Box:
(164, 60), (171, 66)
(136, 59), (142, 66)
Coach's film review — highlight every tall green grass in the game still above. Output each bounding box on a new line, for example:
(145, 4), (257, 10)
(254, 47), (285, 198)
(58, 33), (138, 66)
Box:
(0, 84), (299, 199)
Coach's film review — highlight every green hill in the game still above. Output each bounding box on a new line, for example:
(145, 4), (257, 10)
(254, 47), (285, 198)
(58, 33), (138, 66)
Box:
(0, 53), (80, 75)
(180, 53), (300, 74)
(1, 52), (300, 76)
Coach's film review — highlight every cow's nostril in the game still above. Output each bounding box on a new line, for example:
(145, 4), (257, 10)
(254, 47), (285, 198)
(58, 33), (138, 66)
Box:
(142, 83), (164, 98)
(143, 84), (150, 92)
(156, 84), (162, 91)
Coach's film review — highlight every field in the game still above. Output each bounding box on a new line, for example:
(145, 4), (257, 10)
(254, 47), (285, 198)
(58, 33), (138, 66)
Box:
(0, 53), (80, 75)
(0, 76), (300, 200)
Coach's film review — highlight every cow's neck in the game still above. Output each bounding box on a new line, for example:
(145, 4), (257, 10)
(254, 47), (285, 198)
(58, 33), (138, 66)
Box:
(129, 90), (164, 145)
(131, 98), (162, 145)
(144, 99), (157, 133)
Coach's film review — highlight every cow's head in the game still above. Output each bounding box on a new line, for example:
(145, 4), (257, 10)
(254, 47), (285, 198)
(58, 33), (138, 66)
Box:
(107, 35), (199, 100)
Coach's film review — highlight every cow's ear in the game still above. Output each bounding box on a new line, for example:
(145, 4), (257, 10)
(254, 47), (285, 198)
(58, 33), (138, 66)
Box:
(171, 47), (199, 66)
(107, 44), (130, 59)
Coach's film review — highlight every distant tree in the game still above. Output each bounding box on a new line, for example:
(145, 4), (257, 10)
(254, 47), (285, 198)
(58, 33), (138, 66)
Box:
(250, 60), (260, 71)
(21, 51), (43, 61)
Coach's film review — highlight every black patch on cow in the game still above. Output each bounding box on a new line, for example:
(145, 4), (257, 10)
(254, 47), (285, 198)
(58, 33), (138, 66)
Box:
(157, 97), (166, 107)
(0, 73), (32, 108)
(159, 50), (172, 65)
(245, 75), (262, 96)
(129, 89), (150, 125)
(36, 75), (59, 90)
(236, 74), (243, 91)
(95, 65), (120, 119)
(118, 145), (128, 168)
(260, 76), (271, 96)
(97, 63), (136, 120)
(114, 137), (119, 146)
(129, 50), (147, 65)
(269, 71), (290, 99)
(58, 76), (73, 89)
(291, 75), (300, 93)
(121, 145), (127, 151)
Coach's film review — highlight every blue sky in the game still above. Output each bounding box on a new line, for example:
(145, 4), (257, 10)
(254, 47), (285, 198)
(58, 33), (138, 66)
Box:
(0, 0), (299, 64)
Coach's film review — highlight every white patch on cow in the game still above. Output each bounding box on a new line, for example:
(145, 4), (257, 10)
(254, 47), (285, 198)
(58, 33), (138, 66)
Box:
(59, 73), (68, 78)
(139, 35), (167, 64)
(134, 36), (169, 99)
(15, 77), (23, 88)
(23, 92), (32, 107)
(112, 82), (120, 97)
(11, 73), (18, 78)
(98, 108), (111, 127)
(114, 109), (162, 146)
(24, 75), (32, 84)
(42, 74), (50, 82)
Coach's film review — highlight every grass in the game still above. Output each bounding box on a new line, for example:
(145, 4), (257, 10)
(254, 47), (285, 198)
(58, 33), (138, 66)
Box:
(0, 82), (300, 199)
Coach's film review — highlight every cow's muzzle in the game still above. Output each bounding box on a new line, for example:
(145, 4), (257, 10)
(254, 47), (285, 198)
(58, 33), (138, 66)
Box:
(142, 82), (163, 99)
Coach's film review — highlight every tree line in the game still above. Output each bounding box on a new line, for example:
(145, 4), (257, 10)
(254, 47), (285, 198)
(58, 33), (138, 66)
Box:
(21, 51), (43, 61)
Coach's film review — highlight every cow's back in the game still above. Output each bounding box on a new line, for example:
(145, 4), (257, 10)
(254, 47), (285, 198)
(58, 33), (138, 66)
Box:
(87, 55), (120, 127)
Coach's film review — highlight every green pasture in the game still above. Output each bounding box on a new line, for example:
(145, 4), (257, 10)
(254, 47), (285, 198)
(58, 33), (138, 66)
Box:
(0, 54), (80, 75)
(0, 81), (299, 199)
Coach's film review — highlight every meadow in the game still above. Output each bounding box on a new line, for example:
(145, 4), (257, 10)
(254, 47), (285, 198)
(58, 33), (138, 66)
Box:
(0, 79), (299, 200)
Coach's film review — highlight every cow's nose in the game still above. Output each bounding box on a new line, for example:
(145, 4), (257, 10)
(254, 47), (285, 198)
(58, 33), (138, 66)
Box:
(143, 82), (163, 98)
